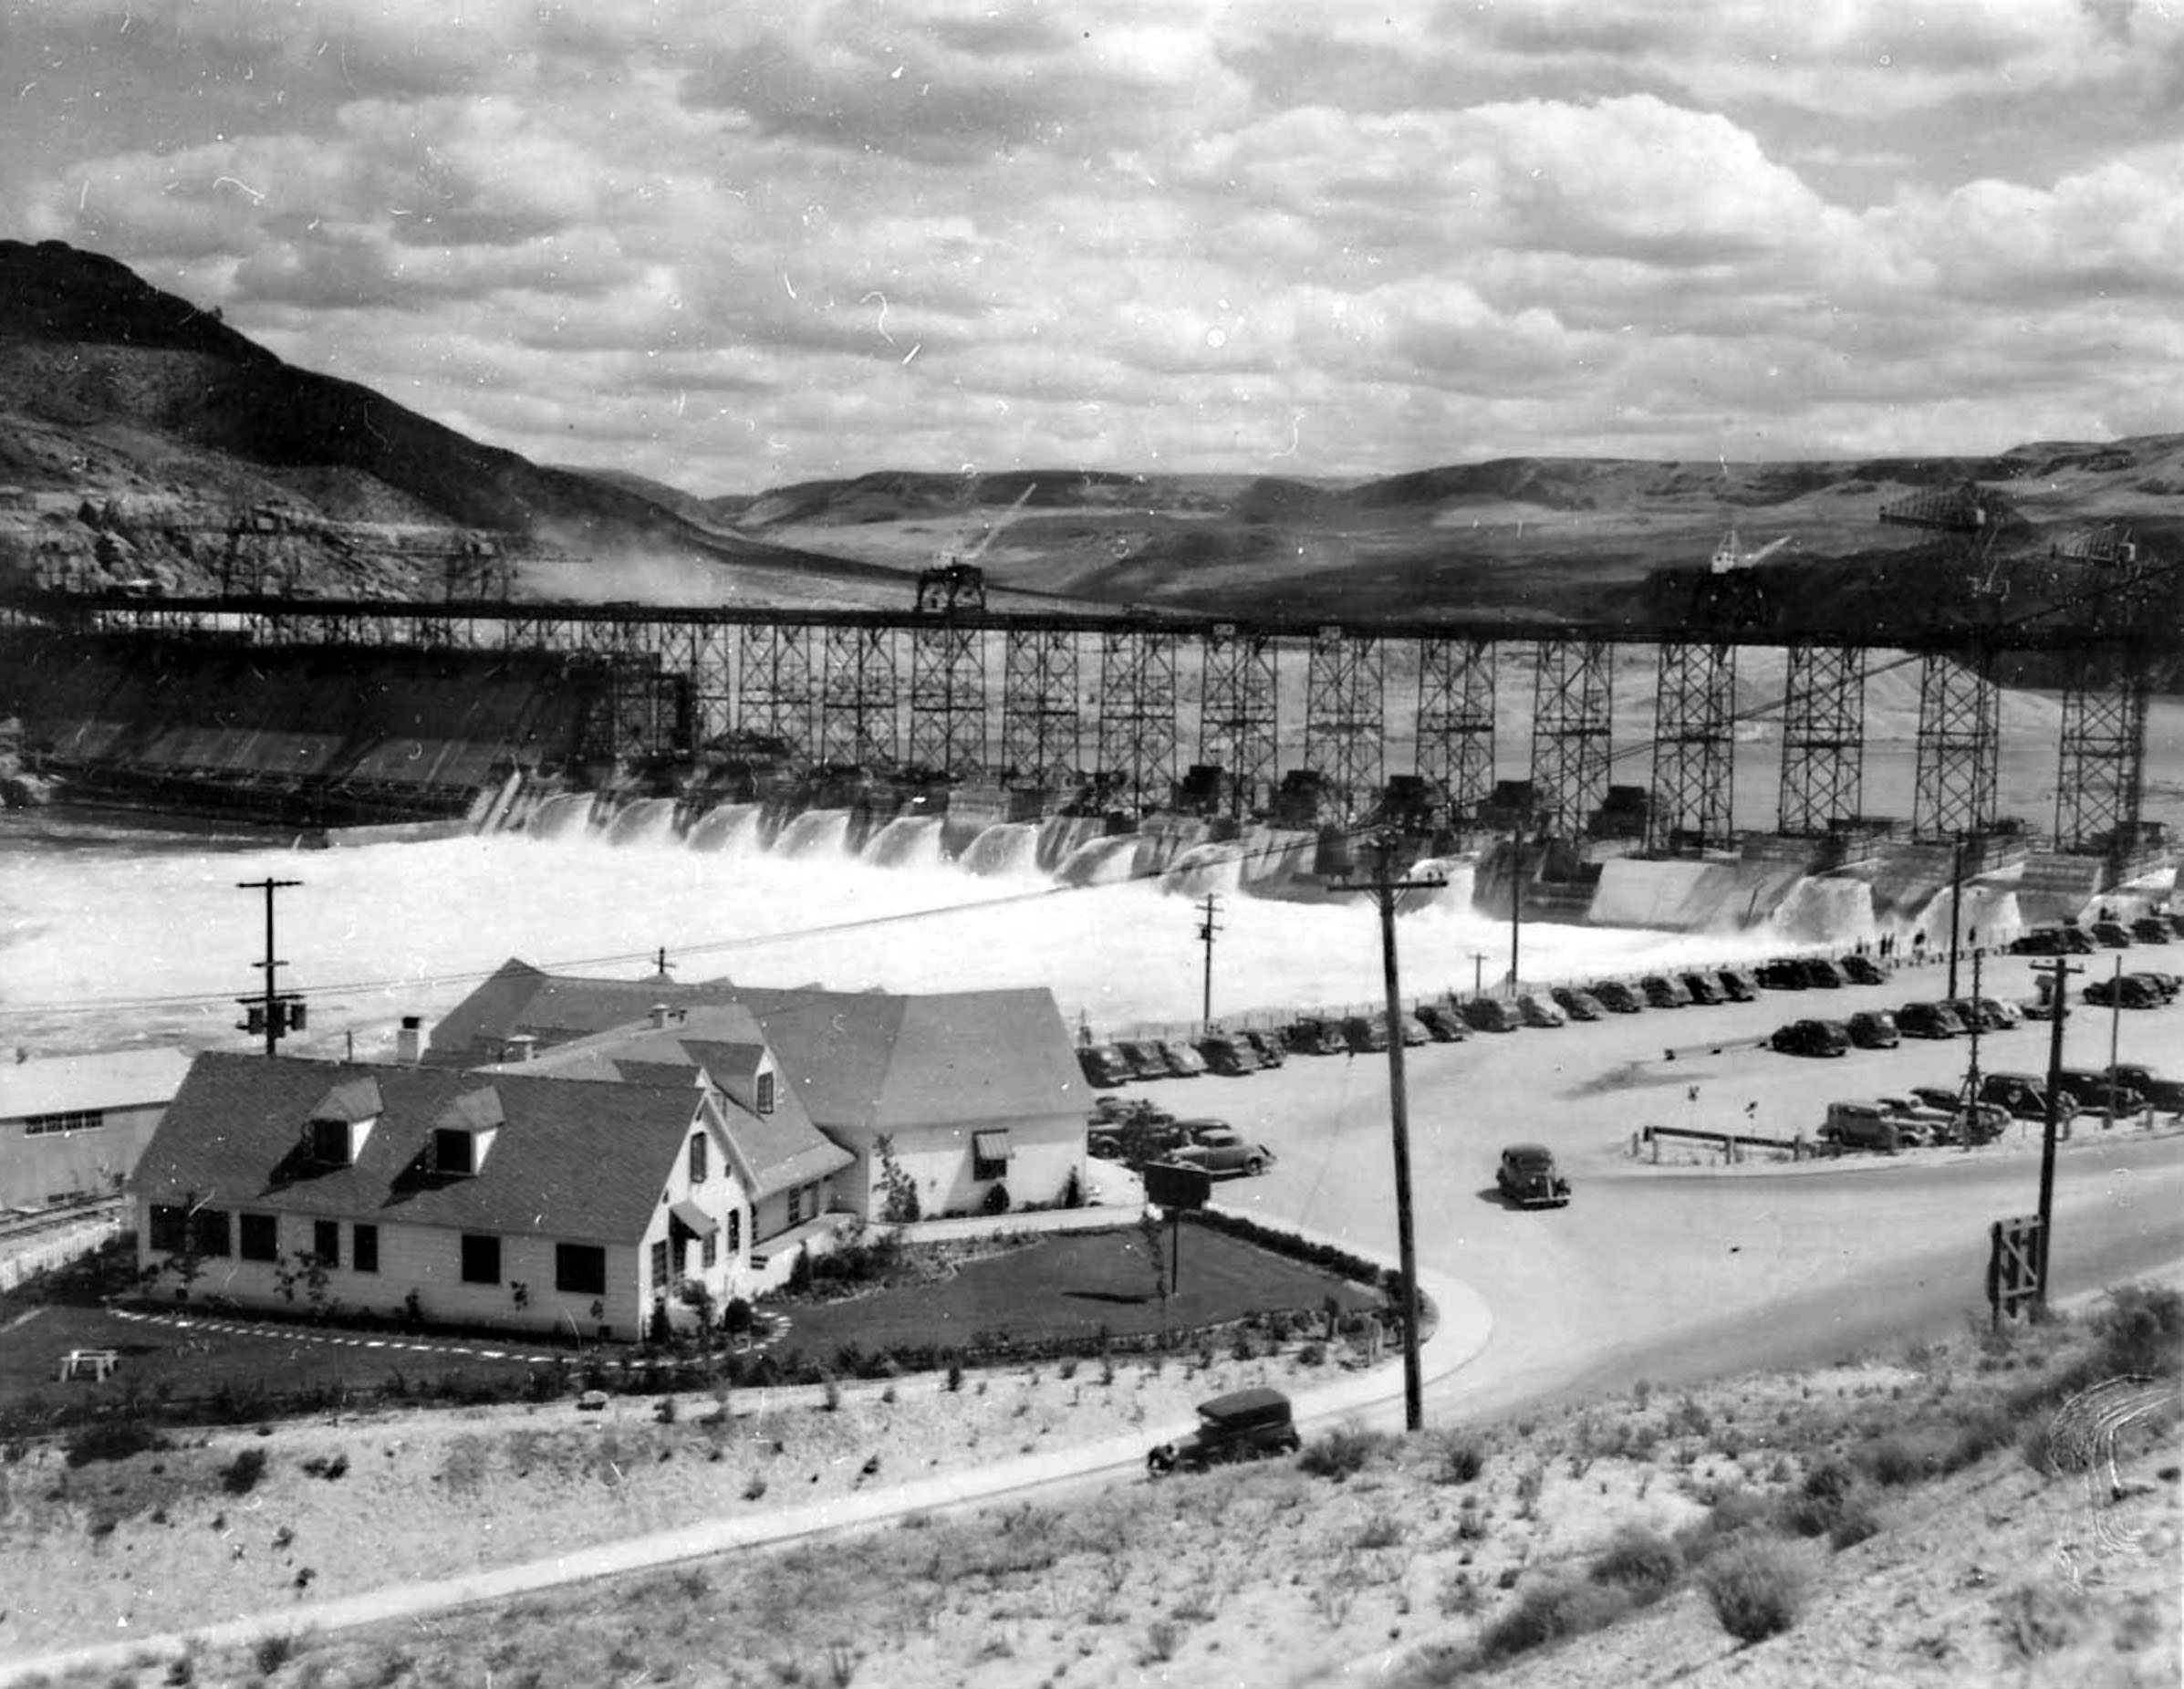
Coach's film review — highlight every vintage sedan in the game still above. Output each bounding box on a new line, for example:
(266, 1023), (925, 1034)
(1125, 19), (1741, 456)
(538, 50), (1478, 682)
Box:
(1496, 1142), (1573, 1208)
(1148, 1387), (1302, 1475)
(1769, 1017), (1851, 1058)
(1165, 1125), (1276, 1179)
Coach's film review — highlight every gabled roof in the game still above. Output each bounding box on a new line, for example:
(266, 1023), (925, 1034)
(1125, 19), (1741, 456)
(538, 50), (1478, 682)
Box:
(486, 1007), (848, 1198)
(421, 958), (747, 1065)
(733, 985), (1083, 1135)
(0, 1047), (194, 1121)
(309, 1076), (383, 1124)
(128, 1053), (707, 1246)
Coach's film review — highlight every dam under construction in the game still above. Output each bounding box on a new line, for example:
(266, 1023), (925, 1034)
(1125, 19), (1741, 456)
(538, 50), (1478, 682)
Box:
(2, 551), (2176, 946)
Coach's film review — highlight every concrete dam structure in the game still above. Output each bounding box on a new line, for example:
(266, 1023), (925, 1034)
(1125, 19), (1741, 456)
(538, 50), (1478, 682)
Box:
(2, 585), (2171, 940)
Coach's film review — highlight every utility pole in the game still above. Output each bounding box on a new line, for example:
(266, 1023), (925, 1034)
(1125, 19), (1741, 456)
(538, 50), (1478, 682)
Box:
(1470, 951), (1488, 999)
(1507, 829), (1524, 996)
(1196, 892), (1223, 1027)
(2104, 954), (2122, 1131)
(1329, 829), (1446, 1434)
(235, 878), (305, 1058)
(1963, 947), (1984, 1152)
(2034, 955), (2080, 1313)
(1945, 831), (1968, 1001)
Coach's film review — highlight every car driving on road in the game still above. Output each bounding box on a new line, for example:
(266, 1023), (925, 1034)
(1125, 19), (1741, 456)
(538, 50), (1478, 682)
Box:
(1496, 1143), (1572, 1207)
(1147, 1387), (1301, 1475)
(1164, 1125), (1276, 1178)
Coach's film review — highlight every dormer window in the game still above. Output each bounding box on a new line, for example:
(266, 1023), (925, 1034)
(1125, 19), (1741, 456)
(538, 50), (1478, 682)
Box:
(688, 1131), (708, 1183)
(431, 1087), (504, 1178)
(304, 1077), (382, 1167)
(755, 1072), (776, 1115)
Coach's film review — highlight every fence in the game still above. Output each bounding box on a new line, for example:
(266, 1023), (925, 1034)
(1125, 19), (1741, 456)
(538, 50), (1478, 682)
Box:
(1635, 1124), (1809, 1164)
(0, 1212), (128, 1293)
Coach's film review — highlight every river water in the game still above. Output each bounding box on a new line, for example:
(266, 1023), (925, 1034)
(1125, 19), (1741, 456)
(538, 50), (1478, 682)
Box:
(5, 684), (2178, 1063)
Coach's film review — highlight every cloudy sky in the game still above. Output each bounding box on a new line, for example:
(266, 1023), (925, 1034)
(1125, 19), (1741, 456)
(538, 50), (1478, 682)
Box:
(5, 0), (2179, 495)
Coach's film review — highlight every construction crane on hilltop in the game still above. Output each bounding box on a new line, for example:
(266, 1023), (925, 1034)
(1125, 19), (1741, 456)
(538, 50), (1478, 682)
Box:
(1709, 527), (1794, 575)
(914, 481), (1036, 613)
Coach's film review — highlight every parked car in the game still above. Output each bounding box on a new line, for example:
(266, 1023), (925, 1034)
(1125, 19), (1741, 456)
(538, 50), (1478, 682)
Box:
(1941, 997), (2011, 1035)
(1551, 986), (1606, 1022)
(2107, 1063), (2184, 1113)
(1241, 1028), (1288, 1069)
(1755, 959), (1807, 991)
(1590, 980), (1644, 1014)
(1680, 972), (1723, 1006)
(1077, 1044), (1131, 1087)
(1716, 968), (1759, 1003)
(1978, 1072), (2054, 1121)
(1459, 996), (1522, 1033)
(2129, 917), (2172, 945)
(1117, 1039), (1173, 1080)
(2091, 921), (2134, 948)
(1638, 974), (1691, 1008)
(1840, 954), (1885, 986)
(2130, 970), (2180, 1000)
(1393, 1013), (1430, 1047)
(1495, 1143), (1572, 1208)
(1896, 1093), (2009, 1145)
(2084, 975), (2162, 1009)
(1514, 994), (1566, 1028)
(1770, 1018), (1850, 1057)
(1797, 957), (1846, 989)
(1165, 1124), (1276, 1178)
(1846, 1009), (1900, 1049)
(2165, 910), (2184, 939)
(1821, 1100), (1916, 1151)
(1340, 1014), (1390, 1054)
(1195, 1032), (1258, 1076)
(1977, 996), (2023, 1027)
(1415, 1003), (1470, 1041)
(1284, 1017), (1348, 1056)
(2011, 928), (2070, 956)
(1896, 1001), (1967, 1039)
(2054, 1069), (2147, 1116)
(1158, 1039), (1207, 1078)
(1148, 1387), (1301, 1475)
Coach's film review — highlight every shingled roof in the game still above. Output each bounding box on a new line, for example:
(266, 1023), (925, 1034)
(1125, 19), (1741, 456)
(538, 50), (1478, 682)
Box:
(129, 1053), (711, 1246)
(732, 985), (1082, 1138)
(422, 959), (746, 1065)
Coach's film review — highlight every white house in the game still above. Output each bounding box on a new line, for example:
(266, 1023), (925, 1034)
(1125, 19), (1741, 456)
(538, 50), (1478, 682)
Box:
(0, 1046), (192, 1212)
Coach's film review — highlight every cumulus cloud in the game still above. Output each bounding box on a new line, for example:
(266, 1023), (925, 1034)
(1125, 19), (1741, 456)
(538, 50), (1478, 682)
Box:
(2, 0), (2174, 488)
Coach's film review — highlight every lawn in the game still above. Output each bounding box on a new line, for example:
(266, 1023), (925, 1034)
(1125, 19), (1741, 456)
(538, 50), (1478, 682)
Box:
(775, 1222), (1386, 1362)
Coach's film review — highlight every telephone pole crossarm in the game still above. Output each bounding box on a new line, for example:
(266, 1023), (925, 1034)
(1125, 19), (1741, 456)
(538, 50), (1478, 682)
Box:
(236, 877), (305, 1058)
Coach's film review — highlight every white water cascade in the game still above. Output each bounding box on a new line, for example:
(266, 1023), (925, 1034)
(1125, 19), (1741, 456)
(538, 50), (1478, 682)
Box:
(1765, 877), (1878, 946)
(772, 809), (853, 860)
(863, 815), (947, 871)
(1054, 834), (1144, 886)
(1910, 882), (2026, 954)
(687, 803), (760, 854)
(525, 792), (597, 840)
(605, 798), (680, 849)
(959, 822), (1044, 878)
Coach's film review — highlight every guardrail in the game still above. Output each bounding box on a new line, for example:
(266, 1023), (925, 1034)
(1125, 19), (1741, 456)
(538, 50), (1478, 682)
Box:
(1636, 1124), (1811, 1163)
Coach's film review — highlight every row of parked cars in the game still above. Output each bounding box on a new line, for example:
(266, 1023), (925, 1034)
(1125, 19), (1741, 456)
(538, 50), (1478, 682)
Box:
(2011, 912), (2184, 954)
(1085, 1097), (1278, 1177)
(1819, 1054), (2184, 1154)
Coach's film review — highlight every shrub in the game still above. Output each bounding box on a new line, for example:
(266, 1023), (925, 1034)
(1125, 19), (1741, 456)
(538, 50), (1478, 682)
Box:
(1430, 1431), (1486, 1486)
(2091, 1283), (2184, 1379)
(65, 1419), (169, 1468)
(1589, 1525), (1682, 1603)
(220, 1447), (269, 1496)
(1475, 1576), (1633, 1663)
(1702, 1535), (1813, 1642)
(1297, 1423), (1391, 1481)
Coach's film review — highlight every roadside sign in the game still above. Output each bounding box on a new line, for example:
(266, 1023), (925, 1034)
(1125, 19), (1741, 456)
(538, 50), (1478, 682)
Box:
(1141, 1160), (1212, 1211)
(1987, 1215), (2043, 1328)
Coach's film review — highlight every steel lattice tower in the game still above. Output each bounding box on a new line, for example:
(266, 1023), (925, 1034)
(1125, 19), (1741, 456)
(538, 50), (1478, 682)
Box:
(1529, 638), (1612, 837)
(1095, 629), (1179, 811)
(1001, 628), (1080, 781)
(1304, 627), (1384, 819)
(907, 623), (988, 775)
(2055, 652), (2149, 862)
(1777, 641), (1866, 836)
(1197, 623), (1280, 814)
(818, 624), (900, 766)
(1912, 649), (2000, 841)
(1416, 637), (1495, 823)
(735, 622), (816, 759)
(660, 620), (734, 746)
(1648, 640), (1737, 853)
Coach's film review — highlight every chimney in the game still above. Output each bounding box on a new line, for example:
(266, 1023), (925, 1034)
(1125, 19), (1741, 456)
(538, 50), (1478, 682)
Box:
(650, 1004), (670, 1029)
(395, 1015), (423, 1066)
(504, 1033), (536, 1064)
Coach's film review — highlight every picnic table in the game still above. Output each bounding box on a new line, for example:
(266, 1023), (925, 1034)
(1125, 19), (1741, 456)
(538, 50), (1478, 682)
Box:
(57, 1349), (120, 1382)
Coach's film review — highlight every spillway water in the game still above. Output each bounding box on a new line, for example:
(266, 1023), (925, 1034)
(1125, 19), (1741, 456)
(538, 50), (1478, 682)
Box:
(1, 791), (2129, 1068)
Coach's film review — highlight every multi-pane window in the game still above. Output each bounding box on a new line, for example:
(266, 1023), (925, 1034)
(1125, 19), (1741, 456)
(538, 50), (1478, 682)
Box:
(701, 1232), (717, 1269)
(556, 1243), (607, 1297)
(239, 1212), (279, 1262)
(727, 1209), (741, 1254)
(352, 1224), (379, 1274)
(313, 1219), (340, 1267)
(24, 1110), (104, 1135)
(755, 1072), (775, 1114)
(649, 1238), (669, 1290)
(459, 1233), (500, 1284)
(786, 1184), (803, 1225)
(689, 1131), (708, 1183)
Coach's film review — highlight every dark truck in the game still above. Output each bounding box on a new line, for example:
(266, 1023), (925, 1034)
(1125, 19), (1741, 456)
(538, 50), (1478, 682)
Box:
(1147, 1386), (1302, 1475)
